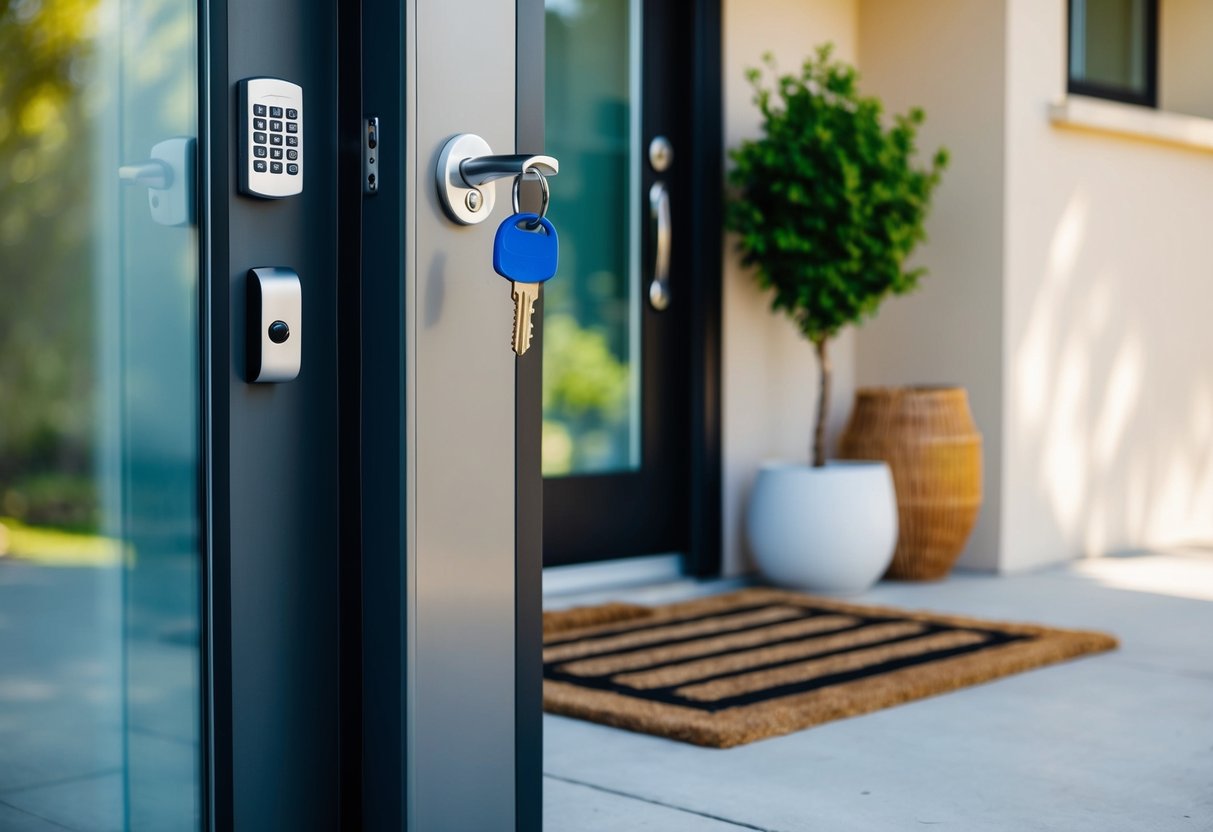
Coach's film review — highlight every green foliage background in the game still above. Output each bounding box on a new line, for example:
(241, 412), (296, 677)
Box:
(0, 0), (100, 528)
(726, 45), (948, 348)
(541, 312), (630, 476)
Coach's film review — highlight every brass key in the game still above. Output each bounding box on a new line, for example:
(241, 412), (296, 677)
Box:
(510, 281), (540, 356)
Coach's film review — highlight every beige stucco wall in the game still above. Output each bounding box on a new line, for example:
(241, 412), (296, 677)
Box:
(1003, 0), (1213, 569)
(855, 0), (1008, 571)
(1159, 0), (1213, 120)
(720, 0), (858, 576)
(850, 0), (1213, 572)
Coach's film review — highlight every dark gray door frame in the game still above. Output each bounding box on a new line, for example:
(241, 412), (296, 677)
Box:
(539, 0), (724, 576)
(201, 0), (344, 827)
(515, 0), (546, 826)
(202, 0), (544, 826)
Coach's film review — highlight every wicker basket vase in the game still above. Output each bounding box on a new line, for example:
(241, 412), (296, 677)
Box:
(837, 387), (982, 580)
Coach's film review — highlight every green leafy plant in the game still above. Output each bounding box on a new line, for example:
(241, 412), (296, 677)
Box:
(726, 45), (948, 467)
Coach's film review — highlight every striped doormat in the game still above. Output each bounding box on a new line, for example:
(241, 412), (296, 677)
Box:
(543, 588), (1117, 748)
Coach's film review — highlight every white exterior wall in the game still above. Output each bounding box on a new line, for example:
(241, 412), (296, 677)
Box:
(855, 0), (1007, 571)
(1003, 0), (1213, 569)
(720, 0), (859, 576)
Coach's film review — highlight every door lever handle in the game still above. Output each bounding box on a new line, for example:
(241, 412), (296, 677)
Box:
(459, 153), (558, 187)
(119, 160), (173, 189)
(649, 181), (671, 311)
(436, 133), (559, 225)
(117, 137), (195, 227)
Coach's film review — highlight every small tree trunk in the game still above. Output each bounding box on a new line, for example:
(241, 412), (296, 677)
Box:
(813, 338), (831, 468)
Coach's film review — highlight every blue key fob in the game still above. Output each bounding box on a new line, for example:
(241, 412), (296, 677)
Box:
(493, 213), (558, 284)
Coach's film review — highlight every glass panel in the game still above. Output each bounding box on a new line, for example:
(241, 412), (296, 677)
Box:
(543, 0), (641, 476)
(0, 0), (201, 828)
(1070, 0), (1150, 98)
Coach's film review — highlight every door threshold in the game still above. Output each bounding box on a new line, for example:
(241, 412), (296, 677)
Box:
(542, 553), (685, 598)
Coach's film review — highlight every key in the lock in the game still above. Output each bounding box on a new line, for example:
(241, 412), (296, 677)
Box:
(511, 282), (541, 357)
(493, 212), (558, 356)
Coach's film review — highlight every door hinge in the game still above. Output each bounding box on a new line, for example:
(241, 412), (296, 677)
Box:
(364, 116), (379, 195)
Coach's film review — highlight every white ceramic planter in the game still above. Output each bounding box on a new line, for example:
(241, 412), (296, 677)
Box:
(746, 460), (898, 594)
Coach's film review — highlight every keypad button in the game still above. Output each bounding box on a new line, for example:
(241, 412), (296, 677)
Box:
(287, 163), (299, 175)
(270, 120), (283, 132)
(253, 160), (268, 173)
(253, 118), (267, 130)
(286, 149), (298, 161)
(253, 104), (267, 117)
(253, 131), (267, 144)
(286, 122), (298, 134)
(269, 134), (283, 146)
(286, 108), (298, 119)
(285, 135), (298, 147)
(270, 162), (283, 174)
(269, 106), (283, 118)
(270, 148), (283, 160)
(253, 146), (268, 158)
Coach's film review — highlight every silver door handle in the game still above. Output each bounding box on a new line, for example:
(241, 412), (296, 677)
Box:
(435, 133), (559, 225)
(119, 160), (173, 189)
(117, 137), (195, 227)
(459, 153), (558, 186)
(649, 181), (670, 311)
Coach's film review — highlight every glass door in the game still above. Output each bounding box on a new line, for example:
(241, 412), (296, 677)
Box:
(0, 0), (202, 828)
(543, 0), (692, 566)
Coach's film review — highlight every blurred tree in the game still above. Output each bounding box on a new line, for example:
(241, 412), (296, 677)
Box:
(542, 313), (630, 475)
(0, 0), (100, 524)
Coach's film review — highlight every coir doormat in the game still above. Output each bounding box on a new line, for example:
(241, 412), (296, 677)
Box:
(543, 588), (1117, 748)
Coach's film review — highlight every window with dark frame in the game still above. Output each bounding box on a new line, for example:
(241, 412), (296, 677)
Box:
(1068, 0), (1158, 107)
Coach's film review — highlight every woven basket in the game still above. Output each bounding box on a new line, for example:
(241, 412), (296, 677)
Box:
(837, 386), (982, 580)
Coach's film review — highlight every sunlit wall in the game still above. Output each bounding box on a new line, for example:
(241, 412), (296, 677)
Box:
(857, 0), (1213, 571)
(1004, 0), (1213, 568)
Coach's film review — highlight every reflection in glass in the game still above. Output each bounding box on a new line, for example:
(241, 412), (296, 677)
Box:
(543, 0), (641, 476)
(0, 0), (201, 829)
(1069, 0), (1151, 99)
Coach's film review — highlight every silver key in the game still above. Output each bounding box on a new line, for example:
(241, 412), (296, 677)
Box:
(511, 281), (540, 356)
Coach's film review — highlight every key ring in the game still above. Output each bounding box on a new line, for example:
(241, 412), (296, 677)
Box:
(511, 166), (549, 229)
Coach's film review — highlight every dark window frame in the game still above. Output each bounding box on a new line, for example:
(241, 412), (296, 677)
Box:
(1067, 0), (1160, 107)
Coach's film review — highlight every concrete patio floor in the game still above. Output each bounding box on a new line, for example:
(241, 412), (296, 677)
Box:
(542, 550), (1213, 831)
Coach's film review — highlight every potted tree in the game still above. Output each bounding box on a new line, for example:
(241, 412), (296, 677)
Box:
(727, 46), (947, 593)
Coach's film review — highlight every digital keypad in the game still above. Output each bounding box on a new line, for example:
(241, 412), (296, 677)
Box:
(240, 77), (302, 198)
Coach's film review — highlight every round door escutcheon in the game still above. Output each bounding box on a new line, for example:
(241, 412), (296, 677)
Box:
(648, 136), (673, 172)
(268, 320), (290, 344)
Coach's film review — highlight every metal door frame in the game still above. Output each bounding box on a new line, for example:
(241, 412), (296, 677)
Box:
(539, 0), (724, 576)
(200, 0), (347, 826)
(196, 0), (610, 826)
(359, 0), (545, 829)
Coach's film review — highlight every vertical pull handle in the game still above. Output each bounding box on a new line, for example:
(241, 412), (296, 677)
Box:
(649, 181), (671, 311)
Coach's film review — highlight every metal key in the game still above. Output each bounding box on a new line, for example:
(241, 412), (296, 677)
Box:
(511, 281), (541, 356)
(493, 210), (558, 356)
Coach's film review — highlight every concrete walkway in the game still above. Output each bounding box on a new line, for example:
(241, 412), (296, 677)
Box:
(543, 551), (1213, 831)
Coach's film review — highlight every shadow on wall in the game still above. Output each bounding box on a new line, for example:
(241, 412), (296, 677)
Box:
(1012, 189), (1213, 557)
